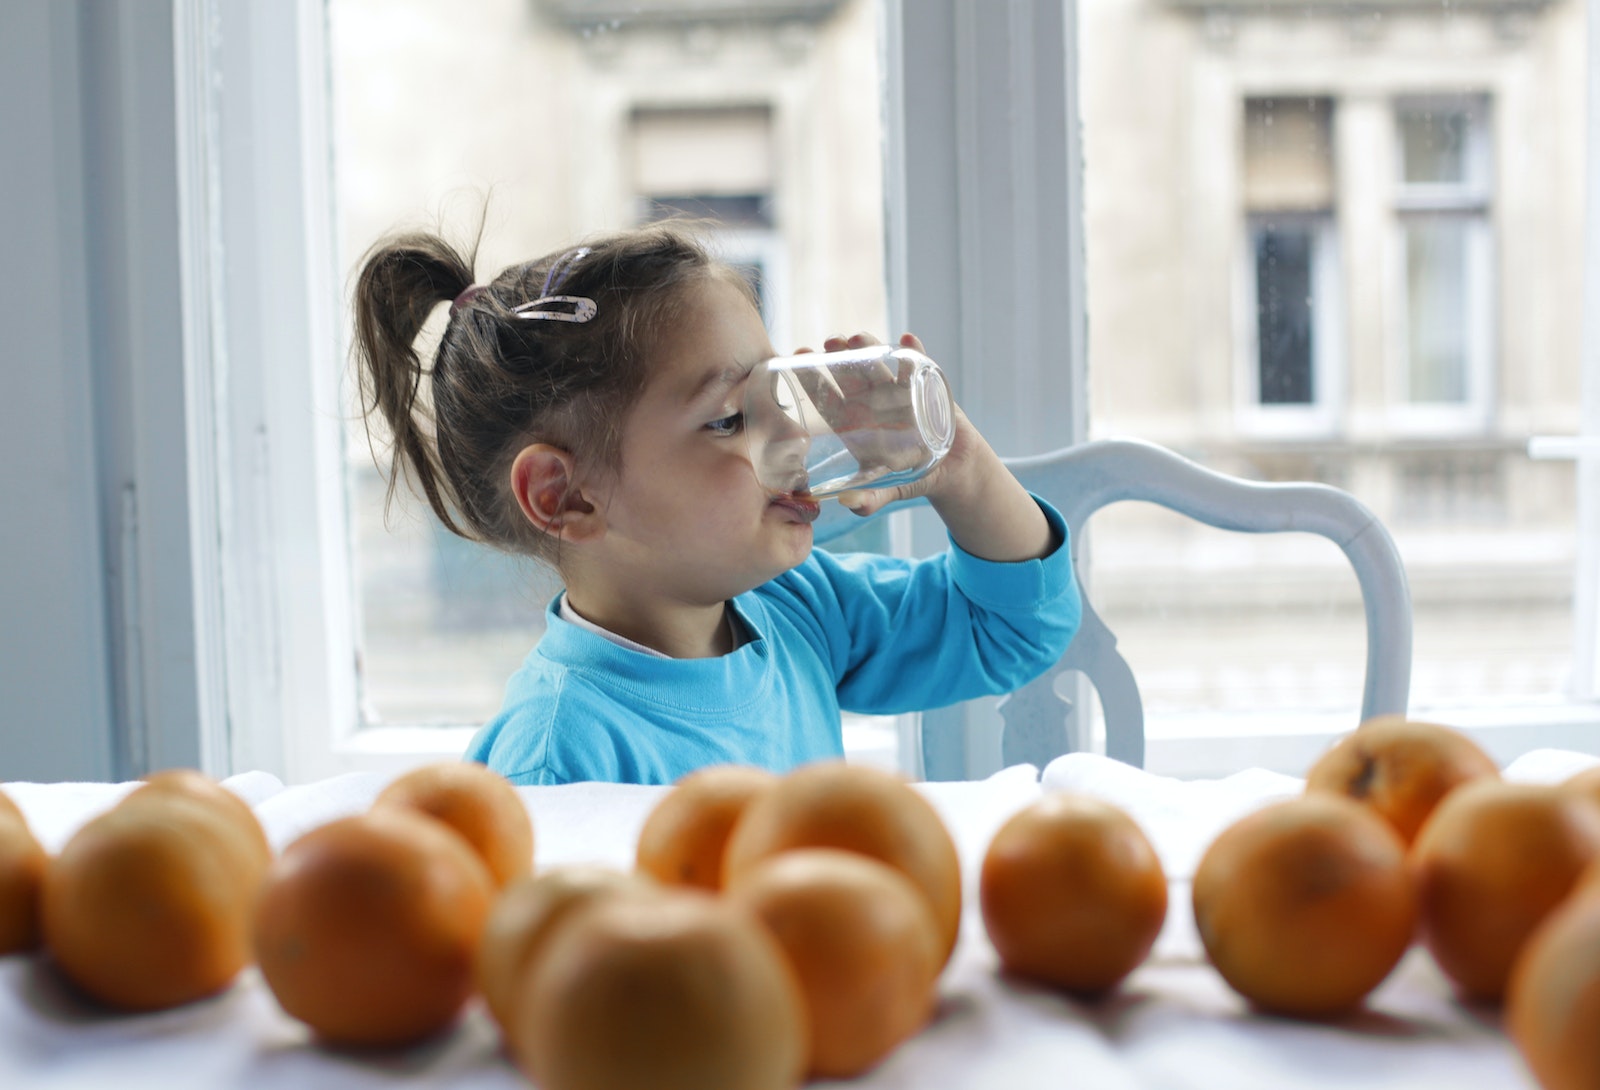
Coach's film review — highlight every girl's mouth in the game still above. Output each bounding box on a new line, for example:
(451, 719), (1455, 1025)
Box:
(770, 491), (821, 524)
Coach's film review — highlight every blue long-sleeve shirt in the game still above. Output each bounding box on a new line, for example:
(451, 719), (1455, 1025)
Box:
(466, 498), (1081, 785)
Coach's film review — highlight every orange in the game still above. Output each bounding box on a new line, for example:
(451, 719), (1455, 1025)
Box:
(723, 761), (963, 965)
(253, 807), (494, 1047)
(980, 793), (1167, 995)
(1192, 793), (1416, 1018)
(476, 865), (657, 1039)
(1506, 883), (1600, 1090)
(1304, 716), (1499, 845)
(1412, 779), (1600, 1002)
(1562, 765), (1600, 817)
(727, 848), (941, 1078)
(126, 768), (272, 868)
(512, 889), (807, 1090)
(636, 764), (778, 890)
(42, 790), (267, 1010)
(0, 800), (47, 955)
(373, 761), (533, 889)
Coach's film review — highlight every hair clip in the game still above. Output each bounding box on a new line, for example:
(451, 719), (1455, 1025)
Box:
(512, 295), (598, 323)
(450, 284), (486, 316)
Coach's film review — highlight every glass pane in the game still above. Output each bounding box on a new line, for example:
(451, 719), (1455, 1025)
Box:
(1399, 106), (1472, 186)
(328, 0), (887, 726)
(1080, 0), (1583, 747)
(1252, 221), (1316, 405)
(1404, 217), (1470, 404)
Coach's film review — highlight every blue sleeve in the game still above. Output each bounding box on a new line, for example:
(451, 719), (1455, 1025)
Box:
(762, 496), (1081, 715)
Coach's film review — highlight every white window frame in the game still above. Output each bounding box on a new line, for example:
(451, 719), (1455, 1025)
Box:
(170, 0), (1600, 783)
(1234, 211), (1344, 438)
(1385, 94), (1496, 436)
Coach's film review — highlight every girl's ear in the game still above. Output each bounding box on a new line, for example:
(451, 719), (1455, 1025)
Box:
(509, 444), (604, 542)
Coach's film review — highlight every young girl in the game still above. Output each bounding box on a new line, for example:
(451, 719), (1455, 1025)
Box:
(354, 222), (1081, 785)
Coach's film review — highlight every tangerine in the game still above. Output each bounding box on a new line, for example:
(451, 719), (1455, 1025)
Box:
(1506, 883), (1600, 1090)
(637, 764), (778, 890)
(980, 793), (1167, 995)
(373, 761), (533, 889)
(512, 889), (807, 1090)
(727, 848), (941, 1078)
(723, 761), (962, 965)
(1192, 793), (1416, 1017)
(1412, 779), (1600, 1002)
(42, 791), (265, 1010)
(253, 807), (494, 1047)
(1304, 716), (1499, 845)
(0, 802), (47, 955)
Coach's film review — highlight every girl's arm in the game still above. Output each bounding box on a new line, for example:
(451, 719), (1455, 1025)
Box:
(830, 333), (1060, 563)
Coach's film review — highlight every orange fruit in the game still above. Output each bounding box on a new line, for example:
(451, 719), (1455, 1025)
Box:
(373, 761), (533, 889)
(1304, 716), (1499, 845)
(1191, 794), (1416, 1018)
(1412, 779), (1600, 1002)
(637, 764), (778, 890)
(727, 848), (941, 1078)
(1507, 883), (1600, 1090)
(42, 791), (267, 1010)
(980, 793), (1167, 995)
(253, 807), (494, 1047)
(127, 768), (272, 868)
(512, 889), (807, 1090)
(0, 801), (47, 955)
(476, 865), (657, 1039)
(1562, 765), (1600, 817)
(723, 761), (963, 965)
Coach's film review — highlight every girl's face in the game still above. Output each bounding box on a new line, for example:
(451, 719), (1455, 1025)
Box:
(586, 274), (816, 604)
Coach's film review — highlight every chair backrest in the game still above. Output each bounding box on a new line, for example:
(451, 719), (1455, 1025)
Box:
(815, 438), (1413, 779)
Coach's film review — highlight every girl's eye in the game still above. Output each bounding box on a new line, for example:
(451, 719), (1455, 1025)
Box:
(705, 412), (744, 437)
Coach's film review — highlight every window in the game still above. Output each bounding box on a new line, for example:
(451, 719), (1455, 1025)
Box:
(1239, 98), (1341, 432)
(1392, 97), (1494, 429)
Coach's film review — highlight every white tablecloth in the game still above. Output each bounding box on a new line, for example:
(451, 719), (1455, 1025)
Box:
(3, 749), (1596, 1089)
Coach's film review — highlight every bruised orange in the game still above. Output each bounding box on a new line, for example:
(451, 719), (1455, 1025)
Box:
(0, 799), (47, 955)
(1411, 779), (1600, 1002)
(513, 889), (807, 1090)
(636, 764), (778, 890)
(1192, 793), (1416, 1018)
(727, 848), (941, 1079)
(723, 761), (963, 965)
(476, 865), (657, 1039)
(980, 793), (1167, 995)
(1304, 717), (1499, 845)
(253, 807), (494, 1047)
(42, 790), (267, 1010)
(1507, 883), (1600, 1090)
(373, 761), (533, 889)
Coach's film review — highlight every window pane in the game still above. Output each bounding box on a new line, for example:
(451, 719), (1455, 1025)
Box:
(1399, 106), (1472, 187)
(1252, 221), (1316, 405)
(1404, 217), (1471, 404)
(1081, 0), (1584, 744)
(328, 0), (886, 726)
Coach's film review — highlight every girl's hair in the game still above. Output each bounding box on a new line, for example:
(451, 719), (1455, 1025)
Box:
(352, 220), (745, 563)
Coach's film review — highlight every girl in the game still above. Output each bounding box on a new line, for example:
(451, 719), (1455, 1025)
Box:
(354, 222), (1081, 785)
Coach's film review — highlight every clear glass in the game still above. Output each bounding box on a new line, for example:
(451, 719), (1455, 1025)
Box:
(1399, 107), (1472, 186)
(745, 346), (953, 498)
(327, 0), (888, 725)
(1404, 217), (1471, 404)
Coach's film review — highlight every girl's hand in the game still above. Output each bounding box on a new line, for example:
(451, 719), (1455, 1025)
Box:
(810, 333), (1057, 563)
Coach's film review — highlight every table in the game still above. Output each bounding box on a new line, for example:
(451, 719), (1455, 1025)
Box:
(4, 748), (1595, 1089)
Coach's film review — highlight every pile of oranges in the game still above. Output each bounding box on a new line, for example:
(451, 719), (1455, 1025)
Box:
(0, 724), (1597, 1090)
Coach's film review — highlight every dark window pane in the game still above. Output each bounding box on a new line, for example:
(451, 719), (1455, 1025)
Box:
(1254, 224), (1315, 405)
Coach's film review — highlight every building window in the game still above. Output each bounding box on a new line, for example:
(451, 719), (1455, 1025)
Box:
(1393, 96), (1493, 423)
(1239, 97), (1340, 432)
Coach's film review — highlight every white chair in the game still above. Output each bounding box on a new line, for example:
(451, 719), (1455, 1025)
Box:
(815, 438), (1413, 780)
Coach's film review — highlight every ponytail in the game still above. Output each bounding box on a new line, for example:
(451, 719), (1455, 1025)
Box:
(352, 233), (477, 536)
